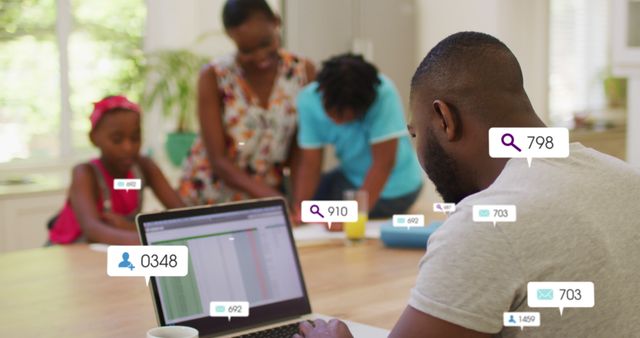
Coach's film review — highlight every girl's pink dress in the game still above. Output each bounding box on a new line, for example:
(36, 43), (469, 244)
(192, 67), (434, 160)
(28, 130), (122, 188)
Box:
(49, 158), (141, 244)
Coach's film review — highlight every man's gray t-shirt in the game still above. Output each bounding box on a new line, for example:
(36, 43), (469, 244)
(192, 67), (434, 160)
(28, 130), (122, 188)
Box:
(409, 143), (640, 337)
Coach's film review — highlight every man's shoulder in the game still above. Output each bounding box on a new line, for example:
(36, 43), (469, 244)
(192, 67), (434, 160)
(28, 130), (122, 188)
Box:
(433, 184), (540, 245)
(429, 200), (511, 248)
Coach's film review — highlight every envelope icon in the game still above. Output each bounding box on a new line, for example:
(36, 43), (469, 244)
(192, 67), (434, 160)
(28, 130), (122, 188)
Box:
(537, 288), (553, 300)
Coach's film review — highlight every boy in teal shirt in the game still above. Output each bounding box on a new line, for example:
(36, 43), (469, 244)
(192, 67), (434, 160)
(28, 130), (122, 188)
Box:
(293, 54), (423, 218)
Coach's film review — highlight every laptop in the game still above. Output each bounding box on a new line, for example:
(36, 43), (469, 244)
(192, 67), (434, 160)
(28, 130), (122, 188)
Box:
(136, 197), (389, 338)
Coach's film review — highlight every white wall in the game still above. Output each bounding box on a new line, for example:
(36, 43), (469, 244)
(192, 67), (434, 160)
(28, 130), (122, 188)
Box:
(415, 0), (550, 122)
(284, 0), (416, 106)
(611, 0), (640, 166)
(144, 0), (280, 54)
(626, 79), (640, 166)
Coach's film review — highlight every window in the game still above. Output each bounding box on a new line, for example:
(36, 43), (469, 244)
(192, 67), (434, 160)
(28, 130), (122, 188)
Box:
(0, 0), (145, 164)
(548, 0), (610, 126)
(0, 0), (59, 162)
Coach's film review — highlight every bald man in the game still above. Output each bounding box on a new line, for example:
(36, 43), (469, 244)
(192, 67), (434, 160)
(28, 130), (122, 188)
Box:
(295, 32), (640, 338)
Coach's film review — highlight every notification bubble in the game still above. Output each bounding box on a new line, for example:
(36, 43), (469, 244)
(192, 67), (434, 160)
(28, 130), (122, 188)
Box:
(107, 245), (189, 286)
(113, 178), (142, 192)
(527, 282), (595, 316)
(392, 214), (425, 229)
(433, 203), (456, 214)
(301, 200), (358, 229)
(210, 301), (250, 321)
(472, 205), (517, 226)
(503, 312), (540, 330)
(489, 128), (569, 167)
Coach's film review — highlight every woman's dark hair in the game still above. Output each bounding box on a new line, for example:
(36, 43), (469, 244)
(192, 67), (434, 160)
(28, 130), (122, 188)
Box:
(222, 0), (276, 29)
(316, 53), (381, 119)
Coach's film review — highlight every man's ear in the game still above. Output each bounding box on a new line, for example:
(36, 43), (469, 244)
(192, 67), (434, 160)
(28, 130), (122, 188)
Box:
(433, 99), (461, 142)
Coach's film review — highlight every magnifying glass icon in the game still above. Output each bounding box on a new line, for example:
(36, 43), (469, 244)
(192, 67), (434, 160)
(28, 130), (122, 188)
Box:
(501, 133), (522, 152)
(310, 204), (324, 218)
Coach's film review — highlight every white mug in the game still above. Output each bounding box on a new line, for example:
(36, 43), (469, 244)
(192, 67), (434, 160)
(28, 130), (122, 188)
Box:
(147, 326), (199, 338)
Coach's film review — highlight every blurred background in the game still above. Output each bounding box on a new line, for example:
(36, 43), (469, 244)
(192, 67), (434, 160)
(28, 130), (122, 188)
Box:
(0, 0), (638, 252)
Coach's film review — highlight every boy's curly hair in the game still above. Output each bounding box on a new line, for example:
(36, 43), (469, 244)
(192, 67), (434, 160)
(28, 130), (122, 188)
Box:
(316, 53), (381, 119)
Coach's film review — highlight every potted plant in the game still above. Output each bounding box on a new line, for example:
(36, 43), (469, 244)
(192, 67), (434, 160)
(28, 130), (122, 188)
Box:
(142, 49), (209, 167)
(603, 76), (627, 109)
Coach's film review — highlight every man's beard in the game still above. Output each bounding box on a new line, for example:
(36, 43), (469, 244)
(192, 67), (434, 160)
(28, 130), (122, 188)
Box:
(422, 132), (475, 204)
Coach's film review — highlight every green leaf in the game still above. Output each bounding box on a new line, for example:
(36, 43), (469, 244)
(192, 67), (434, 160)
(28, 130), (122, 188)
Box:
(141, 48), (208, 132)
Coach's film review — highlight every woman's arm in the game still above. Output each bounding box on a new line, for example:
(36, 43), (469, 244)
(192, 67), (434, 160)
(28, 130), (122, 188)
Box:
(138, 156), (185, 209)
(69, 164), (139, 245)
(303, 59), (317, 85)
(197, 65), (281, 198)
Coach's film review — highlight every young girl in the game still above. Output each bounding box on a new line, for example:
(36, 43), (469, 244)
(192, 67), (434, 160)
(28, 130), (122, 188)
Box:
(49, 95), (185, 245)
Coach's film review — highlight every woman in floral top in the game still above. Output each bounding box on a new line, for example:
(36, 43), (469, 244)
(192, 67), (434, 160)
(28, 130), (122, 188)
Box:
(179, 0), (315, 205)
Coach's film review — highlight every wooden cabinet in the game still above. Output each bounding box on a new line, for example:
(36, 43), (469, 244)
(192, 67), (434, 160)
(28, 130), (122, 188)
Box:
(0, 188), (166, 253)
(0, 191), (65, 252)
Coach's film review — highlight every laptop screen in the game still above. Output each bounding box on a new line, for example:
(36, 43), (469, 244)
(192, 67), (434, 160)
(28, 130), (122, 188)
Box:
(137, 199), (312, 335)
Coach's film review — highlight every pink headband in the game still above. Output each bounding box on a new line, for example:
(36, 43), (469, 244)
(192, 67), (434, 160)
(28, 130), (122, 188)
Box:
(90, 95), (141, 130)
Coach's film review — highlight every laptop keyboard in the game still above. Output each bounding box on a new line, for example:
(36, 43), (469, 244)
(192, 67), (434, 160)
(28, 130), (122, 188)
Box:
(235, 321), (303, 338)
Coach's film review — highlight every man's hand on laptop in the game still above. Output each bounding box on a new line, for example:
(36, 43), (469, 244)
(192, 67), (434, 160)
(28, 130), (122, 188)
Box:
(294, 319), (353, 338)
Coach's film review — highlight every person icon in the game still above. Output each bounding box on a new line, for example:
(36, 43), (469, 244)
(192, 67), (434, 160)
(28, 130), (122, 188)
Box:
(508, 315), (516, 324)
(118, 252), (135, 271)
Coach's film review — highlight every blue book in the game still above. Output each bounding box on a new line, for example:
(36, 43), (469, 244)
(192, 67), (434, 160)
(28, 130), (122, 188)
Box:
(380, 221), (444, 249)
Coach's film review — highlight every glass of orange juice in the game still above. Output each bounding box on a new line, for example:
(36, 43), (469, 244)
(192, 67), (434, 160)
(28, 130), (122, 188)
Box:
(343, 189), (368, 243)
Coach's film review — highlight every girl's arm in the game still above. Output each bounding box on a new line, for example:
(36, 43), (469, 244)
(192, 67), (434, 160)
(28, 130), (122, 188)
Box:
(138, 156), (185, 209)
(197, 65), (281, 198)
(69, 164), (139, 245)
